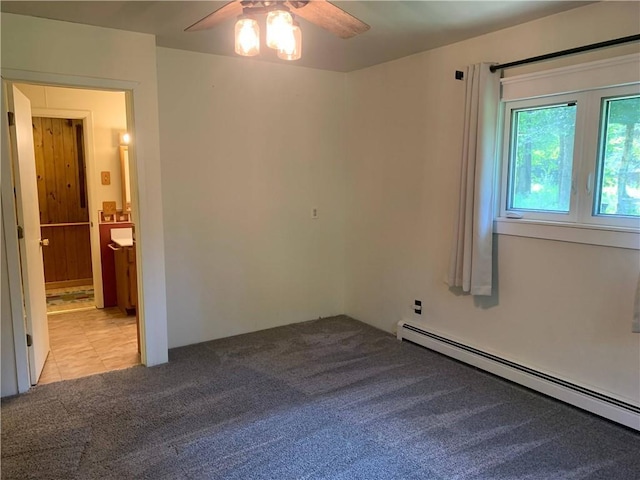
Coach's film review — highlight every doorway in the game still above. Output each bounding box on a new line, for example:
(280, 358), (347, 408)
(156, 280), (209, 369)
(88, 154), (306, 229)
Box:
(40, 308), (139, 383)
(10, 82), (141, 384)
(29, 116), (94, 314)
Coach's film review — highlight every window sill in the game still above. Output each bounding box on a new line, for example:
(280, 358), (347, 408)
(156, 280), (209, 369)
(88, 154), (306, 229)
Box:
(494, 218), (640, 250)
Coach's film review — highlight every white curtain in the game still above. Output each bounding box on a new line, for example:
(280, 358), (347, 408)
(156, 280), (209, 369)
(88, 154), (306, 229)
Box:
(447, 63), (500, 296)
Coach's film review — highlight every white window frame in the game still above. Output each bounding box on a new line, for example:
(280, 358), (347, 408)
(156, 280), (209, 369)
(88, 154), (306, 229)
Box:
(586, 87), (640, 229)
(496, 54), (640, 250)
(500, 92), (584, 223)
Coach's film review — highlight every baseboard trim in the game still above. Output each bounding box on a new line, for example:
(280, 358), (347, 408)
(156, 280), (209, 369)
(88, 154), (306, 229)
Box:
(397, 320), (640, 431)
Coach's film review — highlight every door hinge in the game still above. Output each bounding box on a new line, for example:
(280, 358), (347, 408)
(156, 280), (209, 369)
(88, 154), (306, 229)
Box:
(7, 111), (15, 126)
(26, 334), (32, 347)
(17, 225), (24, 239)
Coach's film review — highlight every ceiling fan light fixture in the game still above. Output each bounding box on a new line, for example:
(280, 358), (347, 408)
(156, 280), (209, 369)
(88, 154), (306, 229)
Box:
(186, 0), (371, 64)
(277, 21), (302, 61)
(234, 16), (260, 57)
(266, 9), (293, 50)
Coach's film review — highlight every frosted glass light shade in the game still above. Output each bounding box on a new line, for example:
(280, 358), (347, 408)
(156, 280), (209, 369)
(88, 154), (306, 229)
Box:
(277, 22), (302, 61)
(266, 10), (293, 50)
(235, 17), (260, 56)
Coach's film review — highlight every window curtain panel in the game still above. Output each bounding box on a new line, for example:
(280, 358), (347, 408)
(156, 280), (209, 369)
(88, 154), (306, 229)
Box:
(447, 63), (500, 296)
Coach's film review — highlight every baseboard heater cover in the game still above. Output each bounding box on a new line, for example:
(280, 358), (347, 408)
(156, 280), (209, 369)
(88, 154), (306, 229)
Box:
(397, 320), (640, 431)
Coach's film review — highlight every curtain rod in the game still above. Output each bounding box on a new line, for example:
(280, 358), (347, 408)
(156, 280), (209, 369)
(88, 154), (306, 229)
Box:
(489, 34), (640, 73)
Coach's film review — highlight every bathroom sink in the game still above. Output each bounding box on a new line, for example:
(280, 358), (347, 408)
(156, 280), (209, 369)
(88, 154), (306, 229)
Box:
(110, 227), (134, 247)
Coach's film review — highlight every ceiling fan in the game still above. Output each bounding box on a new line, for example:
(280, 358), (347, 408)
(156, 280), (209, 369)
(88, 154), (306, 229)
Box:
(185, 0), (370, 40)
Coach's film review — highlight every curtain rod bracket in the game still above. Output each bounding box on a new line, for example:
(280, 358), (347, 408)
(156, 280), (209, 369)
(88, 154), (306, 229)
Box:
(455, 70), (464, 80)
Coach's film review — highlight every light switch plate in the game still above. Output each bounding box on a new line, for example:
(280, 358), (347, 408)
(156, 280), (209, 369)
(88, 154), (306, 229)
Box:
(101, 171), (111, 185)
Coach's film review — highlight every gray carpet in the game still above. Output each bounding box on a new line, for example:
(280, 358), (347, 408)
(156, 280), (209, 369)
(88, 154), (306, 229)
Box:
(2, 316), (639, 479)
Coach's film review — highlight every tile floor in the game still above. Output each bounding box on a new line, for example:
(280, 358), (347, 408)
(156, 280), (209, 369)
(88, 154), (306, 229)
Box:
(39, 307), (140, 384)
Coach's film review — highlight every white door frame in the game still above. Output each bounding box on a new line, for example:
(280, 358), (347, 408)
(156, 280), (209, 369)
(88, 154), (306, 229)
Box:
(30, 107), (105, 309)
(2, 70), (156, 390)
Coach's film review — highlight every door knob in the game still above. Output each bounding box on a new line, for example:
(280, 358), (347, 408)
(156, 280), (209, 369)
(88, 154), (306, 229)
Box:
(40, 238), (50, 247)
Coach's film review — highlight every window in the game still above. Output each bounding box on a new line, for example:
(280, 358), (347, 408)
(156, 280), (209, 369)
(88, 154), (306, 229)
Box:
(507, 100), (576, 215)
(500, 84), (640, 232)
(595, 95), (640, 219)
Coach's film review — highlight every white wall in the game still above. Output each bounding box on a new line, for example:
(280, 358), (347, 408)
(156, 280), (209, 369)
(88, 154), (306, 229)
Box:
(157, 48), (346, 348)
(2, 3), (638, 407)
(344, 1), (640, 406)
(16, 84), (128, 211)
(1, 14), (168, 366)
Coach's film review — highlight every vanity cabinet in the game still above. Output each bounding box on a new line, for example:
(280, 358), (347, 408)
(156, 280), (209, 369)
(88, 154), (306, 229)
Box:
(114, 244), (137, 314)
(100, 222), (134, 307)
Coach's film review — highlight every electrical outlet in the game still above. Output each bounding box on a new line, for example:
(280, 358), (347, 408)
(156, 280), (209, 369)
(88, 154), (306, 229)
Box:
(101, 171), (111, 185)
(311, 207), (319, 219)
(414, 300), (422, 315)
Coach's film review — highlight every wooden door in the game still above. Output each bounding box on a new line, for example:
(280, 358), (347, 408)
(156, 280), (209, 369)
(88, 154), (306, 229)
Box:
(33, 117), (92, 287)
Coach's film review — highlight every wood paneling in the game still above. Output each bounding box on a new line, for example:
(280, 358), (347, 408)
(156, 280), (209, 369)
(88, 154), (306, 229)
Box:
(34, 117), (92, 284)
(32, 116), (48, 223)
(33, 117), (88, 225)
(41, 225), (92, 283)
(45, 279), (94, 290)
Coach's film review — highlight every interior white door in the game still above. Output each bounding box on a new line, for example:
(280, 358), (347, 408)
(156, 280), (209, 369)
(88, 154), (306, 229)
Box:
(7, 85), (50, 385)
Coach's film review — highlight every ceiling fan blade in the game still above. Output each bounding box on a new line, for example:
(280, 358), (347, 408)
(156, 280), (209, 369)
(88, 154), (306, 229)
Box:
(185, 1), (243, 32)
(287, 0), (370, 39)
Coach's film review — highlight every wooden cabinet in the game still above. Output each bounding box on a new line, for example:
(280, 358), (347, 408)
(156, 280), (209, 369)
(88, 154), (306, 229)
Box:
(114, 244), (137, 314)
(100, 222), (134, 307)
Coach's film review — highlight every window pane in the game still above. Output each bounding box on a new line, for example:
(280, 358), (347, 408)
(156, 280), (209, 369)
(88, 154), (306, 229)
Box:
(509, 104), (576, 213)
(596, 96), (640, 218)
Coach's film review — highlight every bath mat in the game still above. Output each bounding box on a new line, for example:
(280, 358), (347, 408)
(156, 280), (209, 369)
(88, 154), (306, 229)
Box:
(46, 289), (94, 308)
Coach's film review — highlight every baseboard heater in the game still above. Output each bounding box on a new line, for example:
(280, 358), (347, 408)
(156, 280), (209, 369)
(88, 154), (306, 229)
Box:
(397, 320), (640, 431)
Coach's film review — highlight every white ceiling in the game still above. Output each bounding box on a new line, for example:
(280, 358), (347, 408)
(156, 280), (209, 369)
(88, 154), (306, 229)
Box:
(1, 1), (593, 72)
